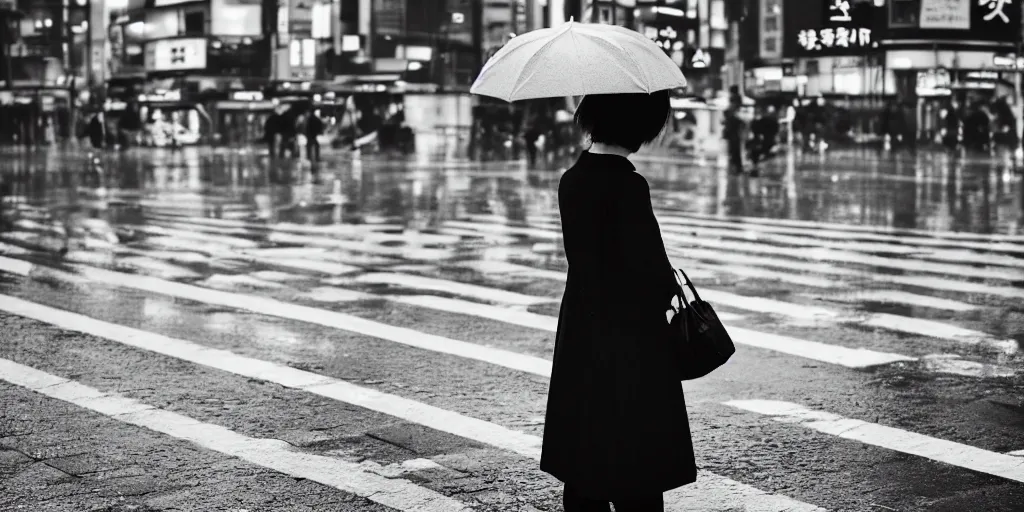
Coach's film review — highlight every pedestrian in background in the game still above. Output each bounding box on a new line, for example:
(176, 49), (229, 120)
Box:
(306, 110), (324, 163)
(118, 103), (142, 149)
(87, 112), (106, 150)
(542, 91), (695, 512)
(264, 110), (280, 158)
(749, 104), (778, 176)
(724, 85), (745, 175)
(941, 100), (961, 154)
(964, 102), (992, 154)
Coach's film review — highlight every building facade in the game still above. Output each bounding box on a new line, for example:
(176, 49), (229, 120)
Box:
(740, 0), (1023, 139)
(0, 0), (90, 144)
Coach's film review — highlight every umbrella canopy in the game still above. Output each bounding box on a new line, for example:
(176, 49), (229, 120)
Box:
(471, 20), (687, 102)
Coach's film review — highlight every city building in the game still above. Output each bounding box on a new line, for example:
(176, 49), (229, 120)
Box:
(96, 0), (498, 150)
(0, 0), (90, 144)
(739, 0), (1023, 140)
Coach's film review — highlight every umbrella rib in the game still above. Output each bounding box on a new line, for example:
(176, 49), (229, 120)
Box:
(584, 34), (650, 93)
(618, 41), (652, 93)
(508, 26), (582, 100)
(567, 27), (588, 98)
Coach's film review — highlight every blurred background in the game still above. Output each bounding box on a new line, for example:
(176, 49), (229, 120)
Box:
(0, 0), (1022, 160)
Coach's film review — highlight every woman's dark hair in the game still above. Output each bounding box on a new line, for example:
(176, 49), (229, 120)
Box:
(573, 90), (671, 153)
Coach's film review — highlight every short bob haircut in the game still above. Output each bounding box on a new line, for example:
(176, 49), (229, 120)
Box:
(573, 90), (671, 153)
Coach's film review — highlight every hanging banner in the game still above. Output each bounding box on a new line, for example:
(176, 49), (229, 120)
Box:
(920, 0), (970, 30)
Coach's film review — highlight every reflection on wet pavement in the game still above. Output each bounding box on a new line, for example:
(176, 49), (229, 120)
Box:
(0, 146), (1022, 377)
(0, 146), (1020, 237)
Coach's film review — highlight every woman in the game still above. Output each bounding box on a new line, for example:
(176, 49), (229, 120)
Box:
(541, 91), (695, 512)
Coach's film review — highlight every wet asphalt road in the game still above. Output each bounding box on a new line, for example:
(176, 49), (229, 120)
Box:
(0, 145), (1022, 512)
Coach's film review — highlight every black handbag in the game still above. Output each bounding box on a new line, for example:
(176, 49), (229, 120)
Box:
(668, 268), (736, 380)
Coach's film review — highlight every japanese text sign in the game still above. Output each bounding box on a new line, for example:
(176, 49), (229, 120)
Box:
(798, 27), (872, 52)
(920, 0), (971, 29)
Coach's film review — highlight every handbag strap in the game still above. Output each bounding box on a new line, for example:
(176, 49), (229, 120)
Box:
(676, 268), (704, 303)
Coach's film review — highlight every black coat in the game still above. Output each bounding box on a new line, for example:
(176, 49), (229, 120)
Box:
(541, 151), (697, 500)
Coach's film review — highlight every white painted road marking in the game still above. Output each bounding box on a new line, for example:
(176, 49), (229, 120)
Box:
(0, 357), (473, 512)
(824, 290), (978, 312)
(668, 210), (1024, 244)
(0, 255), (921, 372)
(0, 296), (823, 512)
(725, 399), (1024, 484)
(672, 246), (1024, 300)
(655, 214), (1024, 265)
(661, 230), (1024, 282)
(351, 272), (556, 306)
(0, 256), (555, 377)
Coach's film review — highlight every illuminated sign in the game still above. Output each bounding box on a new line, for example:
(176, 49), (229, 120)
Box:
(993, 54), (1024, 68)
(981, 0), (1011, 23)
(691, 48), (709, 68)
(138, 89), (183, 102)
(915, 69), (951, 96)
(145, 38), (208, 71)
(231, 91), (265, 101)
(828, 0), (852, 22)
(797, 27), (871, 51)
(644, 24), (684, 52)
(920, 0), (970, 29)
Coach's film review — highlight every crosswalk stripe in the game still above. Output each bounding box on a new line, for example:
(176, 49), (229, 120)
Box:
(670, 246), (1024, 299)
(0, 255), (554, 377)
(446, 217), (1024, 282)
(456, 260), (569, 282)
(161, 215), (1003, 347)
(132, 224), (262, 249)
(821, 290), (979, 312)
(153, 218), (465, 247)
(378, 252), (1011, 350)
(391, 294), (742, 332)
(200, 273), (289, 290)
(0, 357), (473, 512)
(443, 220), (561, 240)
(0, 255), (918, 371)
(667, 210), (1024, 244)
(6, 212), (1018, 354)
(0, 295), (823, 512)
(660, 223), (1024, 268)
(661, 231), (1024, 282)
(652, 212), (1024, 257)
(242, 255), (362, 276)
(349, 272), (556, 306)
(266, 231), (452, 261)
(679, 261), (847, 289)
(725, 400), (1024, 484)
(146, 212), (404, 235)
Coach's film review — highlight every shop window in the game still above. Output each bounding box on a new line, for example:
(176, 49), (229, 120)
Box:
(890, 0), (919, 28)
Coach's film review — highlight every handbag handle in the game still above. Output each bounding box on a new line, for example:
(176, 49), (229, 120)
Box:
(669, 267), (710, 324)
(675, 268), (704, 303)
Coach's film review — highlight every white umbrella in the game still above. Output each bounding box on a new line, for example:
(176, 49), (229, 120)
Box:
(471, 20), (687, 102)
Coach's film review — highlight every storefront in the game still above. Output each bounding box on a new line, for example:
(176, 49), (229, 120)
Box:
(881, 0), (1021, 141)
(0, 87), (72, 145)
(137, 88), (206, 146)
(212, 90), (277, 146)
